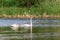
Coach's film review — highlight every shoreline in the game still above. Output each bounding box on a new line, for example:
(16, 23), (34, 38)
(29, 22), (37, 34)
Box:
(0, 14), (60, 19)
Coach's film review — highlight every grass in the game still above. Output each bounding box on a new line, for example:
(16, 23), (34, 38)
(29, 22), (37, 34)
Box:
(0, 1), (60, 16)
(0, 7), (44, 15)
(0, 7), (27, 15)
(0, 6), (60, 16)
(0, 0), (60, 16)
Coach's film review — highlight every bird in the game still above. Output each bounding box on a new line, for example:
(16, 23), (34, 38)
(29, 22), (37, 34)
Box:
(10, 23), (19, 31)
(10, 18), (32, 32)
(25, 18), (32, 29)
(20, 18), (32, 30)
(23, 24), (31, 30)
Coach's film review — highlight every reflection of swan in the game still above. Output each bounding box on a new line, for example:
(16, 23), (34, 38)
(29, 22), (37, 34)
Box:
(11, 23), (19, 31)
(22, 18), (33, 38)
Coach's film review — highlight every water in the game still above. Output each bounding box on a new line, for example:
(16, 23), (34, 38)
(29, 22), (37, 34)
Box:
(0, 33), (60, 40)
(0, 18), (60, 40)
(0, 18), (60, 27)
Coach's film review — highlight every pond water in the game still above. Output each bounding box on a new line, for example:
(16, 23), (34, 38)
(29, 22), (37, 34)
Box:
(0, 18), (60, 27)
(0, 18), (60, 40)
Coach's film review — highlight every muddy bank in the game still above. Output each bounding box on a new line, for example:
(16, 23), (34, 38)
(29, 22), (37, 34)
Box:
(0, 13), (60, 18)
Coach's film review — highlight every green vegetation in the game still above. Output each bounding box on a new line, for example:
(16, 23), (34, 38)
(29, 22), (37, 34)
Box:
(0, 0), (60, 15)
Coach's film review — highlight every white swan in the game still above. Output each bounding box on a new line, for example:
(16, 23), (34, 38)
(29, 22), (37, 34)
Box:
(11, 23), (19, 31)
(22, 18), (33, 38)
(21, 18), (32, 30)
(10, 18), (32, 31)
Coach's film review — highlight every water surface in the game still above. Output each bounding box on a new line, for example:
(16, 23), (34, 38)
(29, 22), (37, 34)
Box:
(0, 18), (60, 27)
(0, 18), (60, 40)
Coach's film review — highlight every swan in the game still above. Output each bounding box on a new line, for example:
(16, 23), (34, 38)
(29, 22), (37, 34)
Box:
(10, 18), (32, 32)
(11, 23), (19, 31)
(10, 18), (33, 38)
(21, 18), (32, 30)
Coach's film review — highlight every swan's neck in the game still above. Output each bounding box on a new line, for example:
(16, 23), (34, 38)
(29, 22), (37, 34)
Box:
(30, 18), (32, 26)
(30, 18), (33, 38)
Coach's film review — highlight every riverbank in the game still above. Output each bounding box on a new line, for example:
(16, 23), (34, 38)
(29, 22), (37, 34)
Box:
(0, 13), (60, 19)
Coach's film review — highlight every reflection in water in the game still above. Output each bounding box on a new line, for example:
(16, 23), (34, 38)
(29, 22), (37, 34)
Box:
(0, 33), (60, 40)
